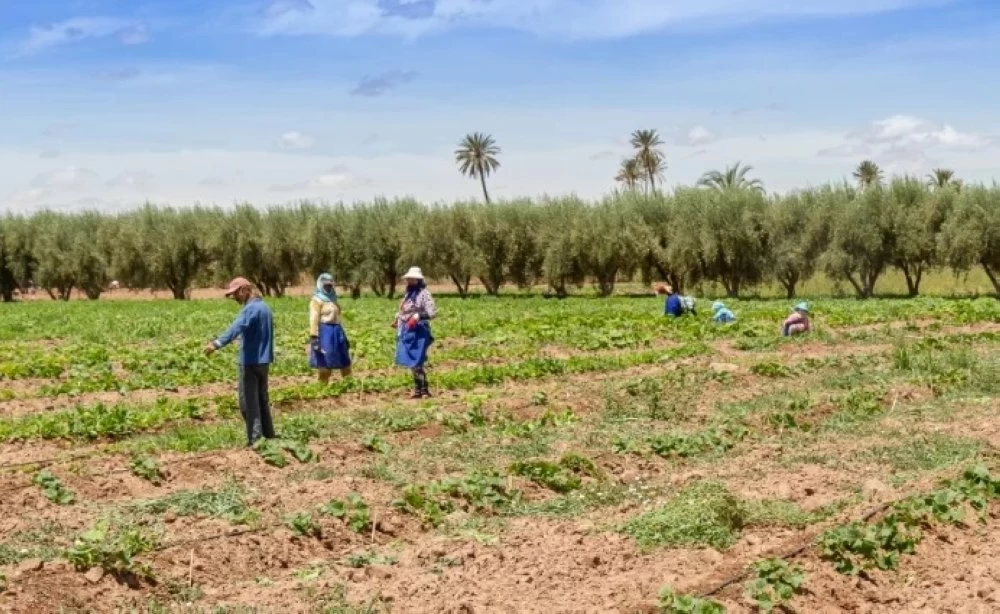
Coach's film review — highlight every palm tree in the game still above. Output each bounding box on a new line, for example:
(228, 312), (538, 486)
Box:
(630, 129), (666, 193)
(853, 160), (883, 190)
(455, 132), (501, 203)
(697, 161), (764, 192)
(615, 157), (643, 191)
(926, 168), (960, 190)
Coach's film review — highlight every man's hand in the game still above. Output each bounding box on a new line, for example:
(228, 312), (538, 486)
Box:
(203, 341), (217, 356)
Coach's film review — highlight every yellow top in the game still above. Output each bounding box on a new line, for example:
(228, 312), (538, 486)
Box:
(309, 298), (342, 337)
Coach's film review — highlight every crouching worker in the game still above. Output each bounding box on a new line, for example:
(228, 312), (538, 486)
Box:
(712, 301), (736, 323)
(782, 302), (811, 337)
(660, 285), (695, 317)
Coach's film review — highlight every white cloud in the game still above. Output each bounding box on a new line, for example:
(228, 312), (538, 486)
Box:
(4, 188), (51, 209)
(848, 114), (994, 150)
(31, 166), (100, 190)
(39, 150), (61, 159)
(15, 17), (150, 56)
(107, 170), (153, 190)
(277, 131), (316, 150)
(682, 125), (717, 147)
(252, 0), (956, 41)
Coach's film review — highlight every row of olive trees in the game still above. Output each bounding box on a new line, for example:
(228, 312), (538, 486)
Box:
(1, 180), (998, 302)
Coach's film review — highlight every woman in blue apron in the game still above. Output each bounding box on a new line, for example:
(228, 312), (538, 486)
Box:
(393, 267), (437, 398)
(308, 273), (352, 383)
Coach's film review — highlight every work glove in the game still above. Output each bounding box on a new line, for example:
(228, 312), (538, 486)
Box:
(309, 336), (321, 353)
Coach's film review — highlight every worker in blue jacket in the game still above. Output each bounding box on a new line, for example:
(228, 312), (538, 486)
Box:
(204, 277), (275, 446)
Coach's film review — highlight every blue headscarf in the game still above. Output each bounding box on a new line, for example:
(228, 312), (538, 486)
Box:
(314, 273), (338, 303)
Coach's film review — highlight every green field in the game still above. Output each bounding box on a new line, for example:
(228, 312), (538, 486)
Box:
(0, 295), (998, 612)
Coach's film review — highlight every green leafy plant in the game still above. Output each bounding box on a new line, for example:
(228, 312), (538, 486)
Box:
(129, 455), (165, 484)
(509, 460), (581, 493)
(322, 494), (372, 534)
(658, 587), (725, 613)
(285, 512), (321, 538)
(343, 550), (398, 569)
(750, 361), (793, 378)
(254, 439), (288, 467)
(281, 439), (317, 463)
(744, 558), (805, 612)
(33, 470), (75, 505)
(360, 434), (390, 454)
(64, 519), (158, 579)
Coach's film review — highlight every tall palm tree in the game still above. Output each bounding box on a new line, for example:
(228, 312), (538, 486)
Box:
(630, 129), (666, 193)
(853, 160), (883, 190)
(697, 161), (764, 192)
(455, 132), (501, 203)
(615, 157), (643, 191)
(926, 168), (959, 190)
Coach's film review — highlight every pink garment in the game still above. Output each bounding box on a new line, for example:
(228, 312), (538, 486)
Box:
(783, 312), (810, 335)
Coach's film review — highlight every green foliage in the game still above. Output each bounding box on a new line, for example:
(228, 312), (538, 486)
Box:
(33, 470), (75, 505)
(360, 434), (390, 454)
(394, 472), (521, 527)
(646, 423), (748, 460)
(133, 481), (258, 525)
(622, 481), (746, 550)
(820, 465), (1000, 575)
(64, 519), (158, 578)
(658, 587), (726, 613)
(129, 455), (165, 484)
(322, 494), (372, 534)
(744, 558), (805, 612)
(285, 512), (322, 538)
(254, 439), (288, 467)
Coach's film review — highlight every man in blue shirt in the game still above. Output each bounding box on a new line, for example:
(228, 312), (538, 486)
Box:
(204, 277), (275, 446)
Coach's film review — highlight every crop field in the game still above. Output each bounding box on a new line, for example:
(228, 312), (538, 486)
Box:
(0, 295), (998, 613)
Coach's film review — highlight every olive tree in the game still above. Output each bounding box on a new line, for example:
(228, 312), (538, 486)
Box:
(940, 184), (1000, 296)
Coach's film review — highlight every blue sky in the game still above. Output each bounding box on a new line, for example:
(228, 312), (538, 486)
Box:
(1, 0), (999, 212)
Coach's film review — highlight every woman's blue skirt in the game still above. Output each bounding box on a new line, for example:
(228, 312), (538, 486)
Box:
(310, 323), (352, 370)
(395, 321), (433, 368)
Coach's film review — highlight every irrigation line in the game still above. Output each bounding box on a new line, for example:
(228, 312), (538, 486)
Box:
(695, 458), (1000, 600)
(697, 500), (895, 599)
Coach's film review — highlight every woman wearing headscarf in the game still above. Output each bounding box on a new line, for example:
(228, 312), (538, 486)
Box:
(308, 273), (352, 383)
(393, 266), (437, 399)
(782, 302), (811, 337)
(712, 301), (736, 323)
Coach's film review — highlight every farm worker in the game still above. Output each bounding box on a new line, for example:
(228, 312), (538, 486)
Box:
(203, 277), (276, 446)
(712, 301), (736, 323)
(393, 266), (437, 399)
(782, 302), (811, 337)
(308, 273), (352, 383)
(662, 285), (684, 317)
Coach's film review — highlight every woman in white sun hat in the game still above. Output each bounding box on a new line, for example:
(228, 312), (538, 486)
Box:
(393, 266), (437, 398)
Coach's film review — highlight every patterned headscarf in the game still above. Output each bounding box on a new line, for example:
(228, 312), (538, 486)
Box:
(314, 273), (338, 303)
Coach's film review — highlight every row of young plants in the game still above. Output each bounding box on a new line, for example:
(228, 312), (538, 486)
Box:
(656, 464), (1000, 613)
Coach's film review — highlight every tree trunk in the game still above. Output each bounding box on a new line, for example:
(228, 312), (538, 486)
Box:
(779, 273), (798, 299)
(900, 263), (922, 297)
(1, 288), (12, 302)
(46, 288), (57, 301)
(169, 283), (188, 300)
(479, 276), (499, 296)
(58, 286), (73, 301)
(479, 173), (490, 204)
(350, 284), (362, 299)
(84, 287), (102, 300)
(450, 274), (469, 297)
(845, 273), (866, 299)
(982, 262), (1000, 297)
(723, 278), (740, 299)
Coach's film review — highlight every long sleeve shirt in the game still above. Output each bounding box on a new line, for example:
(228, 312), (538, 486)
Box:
(309, 298), (342, 337)
(782, 312), (810, 335)
(213, 297), (274, 365)
(397, 289), (437, 323)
